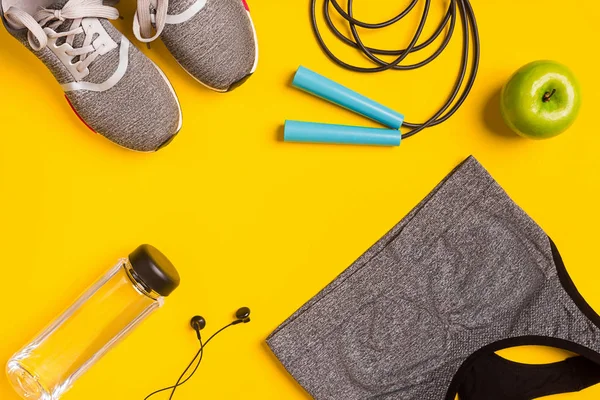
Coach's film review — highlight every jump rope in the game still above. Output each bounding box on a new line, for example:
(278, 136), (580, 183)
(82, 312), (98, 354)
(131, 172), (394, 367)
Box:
(305, 0), (480, 140)
(145, 1), (480, 397)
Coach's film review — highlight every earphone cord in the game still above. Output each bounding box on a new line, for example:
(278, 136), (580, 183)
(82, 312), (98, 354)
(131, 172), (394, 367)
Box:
(143, 322), (238, 400)
(310, 0), (480, 139)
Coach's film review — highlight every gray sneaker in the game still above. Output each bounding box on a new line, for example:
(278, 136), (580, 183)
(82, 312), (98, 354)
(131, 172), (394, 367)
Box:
(133, 0), (258, 92)
(1, 0), (182, 151)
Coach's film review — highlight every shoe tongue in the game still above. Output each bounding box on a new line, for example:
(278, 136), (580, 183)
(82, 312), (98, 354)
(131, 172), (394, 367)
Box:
(45, 0), (70, 9)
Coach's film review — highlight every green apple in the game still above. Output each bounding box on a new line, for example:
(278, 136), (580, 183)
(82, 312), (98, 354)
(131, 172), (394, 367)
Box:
(500, 60), (581, 139)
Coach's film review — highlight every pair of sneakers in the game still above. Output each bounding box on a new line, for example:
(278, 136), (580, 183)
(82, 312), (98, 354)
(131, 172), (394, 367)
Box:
(1, 0), (258, 151)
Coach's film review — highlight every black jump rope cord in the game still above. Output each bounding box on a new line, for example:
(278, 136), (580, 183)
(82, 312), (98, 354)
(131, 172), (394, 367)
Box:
(144, 322), (237, 400)
(310, 0), (480, 139)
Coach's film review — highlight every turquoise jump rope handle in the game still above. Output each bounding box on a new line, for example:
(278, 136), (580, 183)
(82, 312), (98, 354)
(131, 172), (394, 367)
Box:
(292, 66), (405, 130)
(284, 120), (401, 146)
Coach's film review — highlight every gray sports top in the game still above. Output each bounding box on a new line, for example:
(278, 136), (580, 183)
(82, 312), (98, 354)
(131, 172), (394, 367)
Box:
(267, 156), (600, 399)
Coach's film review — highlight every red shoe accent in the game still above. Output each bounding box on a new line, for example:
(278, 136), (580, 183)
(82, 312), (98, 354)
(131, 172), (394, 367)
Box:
(64, 95), (97, 134)
(242, 0), (249, 11)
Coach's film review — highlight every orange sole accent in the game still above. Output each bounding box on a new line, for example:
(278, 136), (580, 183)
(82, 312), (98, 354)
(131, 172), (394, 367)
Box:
(64, 95), (97, 134)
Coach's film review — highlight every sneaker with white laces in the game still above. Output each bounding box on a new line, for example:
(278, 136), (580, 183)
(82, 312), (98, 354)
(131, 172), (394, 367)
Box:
(1, 0), (183, 151)
(133, 0), (258, 92)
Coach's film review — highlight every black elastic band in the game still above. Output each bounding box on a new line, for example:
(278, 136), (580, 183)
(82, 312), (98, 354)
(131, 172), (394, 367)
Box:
(445, 238), (600, 399)
(310, 0), (480, 139)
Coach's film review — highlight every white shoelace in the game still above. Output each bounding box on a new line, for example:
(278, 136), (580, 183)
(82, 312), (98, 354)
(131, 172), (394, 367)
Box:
(4, 0), (119, 74)
(133, 0), (168, 43)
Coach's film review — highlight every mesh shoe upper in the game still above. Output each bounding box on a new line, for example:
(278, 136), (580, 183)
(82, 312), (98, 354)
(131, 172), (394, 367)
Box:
(1, 0), (182, 151)
(134, 0), (258, 92)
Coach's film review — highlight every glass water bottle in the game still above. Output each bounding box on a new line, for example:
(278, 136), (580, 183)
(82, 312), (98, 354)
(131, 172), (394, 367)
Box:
(6, 244), (180, 400)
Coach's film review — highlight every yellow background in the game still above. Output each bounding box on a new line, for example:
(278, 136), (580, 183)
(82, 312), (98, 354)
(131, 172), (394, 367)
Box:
(1, 0), (600, 399)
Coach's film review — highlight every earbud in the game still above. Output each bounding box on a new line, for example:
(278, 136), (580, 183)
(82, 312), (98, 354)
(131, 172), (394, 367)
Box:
(190, 316), (206, 340)
(190, 315), (206, 331)
(235, 307), (251, 324)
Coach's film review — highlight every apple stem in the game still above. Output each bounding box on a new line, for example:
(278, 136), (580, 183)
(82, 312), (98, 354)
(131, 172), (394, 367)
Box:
(543, 89), (556, 102)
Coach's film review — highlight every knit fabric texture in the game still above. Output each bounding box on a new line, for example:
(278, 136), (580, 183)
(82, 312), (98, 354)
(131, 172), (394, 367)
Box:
(267, 156), (600, 399)
(160, 0), (256, 91)
(1, 1), (181, 151)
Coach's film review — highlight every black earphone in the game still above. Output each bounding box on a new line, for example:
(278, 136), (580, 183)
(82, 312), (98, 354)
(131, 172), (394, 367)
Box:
(144, 307), (252, 400)
(232, 306), (251, 324)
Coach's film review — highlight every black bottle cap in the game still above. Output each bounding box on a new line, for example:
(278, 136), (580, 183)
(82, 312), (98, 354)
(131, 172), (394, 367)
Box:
(128, 244), (180, 297)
